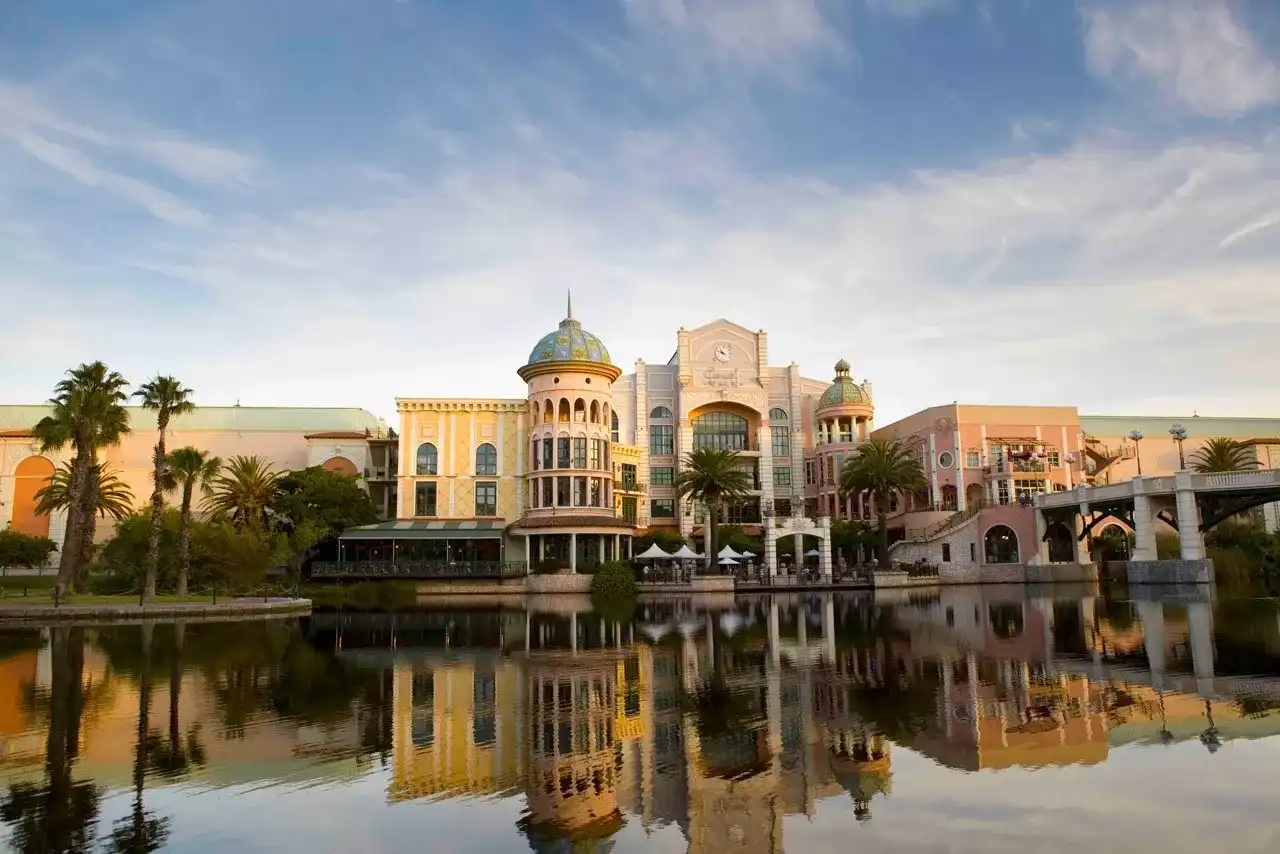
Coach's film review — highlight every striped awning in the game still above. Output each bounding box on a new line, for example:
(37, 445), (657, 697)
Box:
(339, 520), (506, 540)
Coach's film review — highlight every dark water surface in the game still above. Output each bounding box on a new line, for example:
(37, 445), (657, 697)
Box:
(4, 584), (1280, 853)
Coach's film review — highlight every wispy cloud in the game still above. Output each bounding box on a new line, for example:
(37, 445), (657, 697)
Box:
(866, 0), (954, 17)
(1080, 0), (1280, 117)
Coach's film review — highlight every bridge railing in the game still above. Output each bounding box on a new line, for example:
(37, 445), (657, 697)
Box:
(310, 561), (528, 579)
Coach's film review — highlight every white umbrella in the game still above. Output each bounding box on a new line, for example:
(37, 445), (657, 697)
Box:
(804, 549), (821, 557)
(717, 545), (743, 559)
(718, 556), (740, 566)
(740, 550), (756, 558)
(635, 543), (672, 560)
(640, 622), (671, 642)
(671, 544), (700, 559)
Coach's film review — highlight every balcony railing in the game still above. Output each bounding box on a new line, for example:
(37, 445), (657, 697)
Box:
(614, 479), (645, 493)
(311, 561), (528, 579)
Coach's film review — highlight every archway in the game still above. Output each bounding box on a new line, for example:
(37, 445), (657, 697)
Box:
(1046, 522), (1074, 563)
(764, 516), (832, 578)
(983, 525), (1019, 564)
(322, 456), (358, 477)
(1092, 523), (1131, 562)
(11, 456), (55, 537)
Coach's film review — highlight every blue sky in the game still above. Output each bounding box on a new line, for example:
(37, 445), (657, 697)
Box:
(3, 0), (1280, 425)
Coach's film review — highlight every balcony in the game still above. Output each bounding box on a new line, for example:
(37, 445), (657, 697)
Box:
(364, 467), (396, 481)
(984, 460), (1051, 477)
(614, 479), (646, 494)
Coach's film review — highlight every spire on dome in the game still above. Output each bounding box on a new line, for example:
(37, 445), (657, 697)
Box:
(566, 289), (573, 321)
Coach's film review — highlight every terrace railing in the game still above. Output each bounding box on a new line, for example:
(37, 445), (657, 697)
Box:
(311, 560), (528, 579)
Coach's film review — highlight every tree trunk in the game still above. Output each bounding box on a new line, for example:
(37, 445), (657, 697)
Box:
(706, 501), (719, 574)
(73, 464), (99, 593)
(177, 485), (193, 597)
(143, 431), (168, 602)
(54, 453), (89, 595)
(875, 492), (890, 567)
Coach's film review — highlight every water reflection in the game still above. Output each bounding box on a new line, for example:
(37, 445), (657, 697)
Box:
(2, 585), (1280, 851)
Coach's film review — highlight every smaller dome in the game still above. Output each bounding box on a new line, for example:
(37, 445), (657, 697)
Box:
(818, 359), (869, 409)
(525, 293), (613, 367)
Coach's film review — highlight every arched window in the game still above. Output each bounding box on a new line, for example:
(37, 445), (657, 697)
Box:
(984, 524), (1019, 564)
(769, 407), (788, 421)
(574, 399), (586, 423)
(611, 411), (620, 442)
(476, 443), (497, 476)
(543, 400), (554, 423)
(558, 399), (570, 422)
(589, 400), (600, 423)
(650, 405), (672, 420)
(416, 443), (438, 476)
(692, 411), (748, 451)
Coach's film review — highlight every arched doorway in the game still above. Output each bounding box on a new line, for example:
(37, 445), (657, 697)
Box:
(322, 456), (358, 477)
(1046, 522), (1074, 563)
(11, 456), (55, 537)
(1092, 523), (1131, 562)
(983, 525), (1019, 564)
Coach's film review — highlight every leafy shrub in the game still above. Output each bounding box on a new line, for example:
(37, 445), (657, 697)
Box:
(0, 528), (57, 570)
(1155, 531), (1181, 560)
(591, 560), (637, 622)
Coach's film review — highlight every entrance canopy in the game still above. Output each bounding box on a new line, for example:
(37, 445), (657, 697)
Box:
(339, 520), (506, 541)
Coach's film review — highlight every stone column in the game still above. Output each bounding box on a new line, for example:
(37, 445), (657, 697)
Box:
(1130, 479), (1158, 562)
(524, 534), (532, 574)
(599, 534), (606, 565)
(614, 534), (621, 563)
(570, 532), (577, 574)
(1135, 599), (1166, 692)
(794, 532), (804, 572)
(758, 423), (775, 514)
(1174, 472), (1206, 560)
(765, 517), (778, 578)
(1032, 507), (1049, 565)
(823, 596), (836, 662)
(819, 518), (833, 579)
(1075, 494), (1092, 563)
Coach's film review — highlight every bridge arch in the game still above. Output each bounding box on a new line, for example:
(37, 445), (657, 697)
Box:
(983, 524), (1019, 565)
(1046, 521), (1074, 564)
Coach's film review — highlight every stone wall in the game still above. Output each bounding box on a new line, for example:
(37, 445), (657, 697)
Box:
(1126, 559), (1215, 585)
(870, 570), (942, 589)
(415, 572), (595, 597)
(890, 514), (983, 575)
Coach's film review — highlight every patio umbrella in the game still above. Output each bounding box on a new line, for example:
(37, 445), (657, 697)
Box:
(671, 544), (700, 560)
(740, 550), (756, 558)
(640, 622), (671, 642)
(717, 545), (743, 559)
(635, 543), (672, 560)
(718, 556), (740, 566)
(804, 549), (821, 557)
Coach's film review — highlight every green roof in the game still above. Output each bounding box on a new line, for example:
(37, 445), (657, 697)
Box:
(340, 520), (507, 540)
(0, 405), (383, 434)
(1080, 414), (1280, 440)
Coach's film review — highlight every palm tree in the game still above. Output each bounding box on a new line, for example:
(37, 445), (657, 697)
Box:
(1190, 437), (1258, 473)
(34, 463), (135, 524)
(839, 438), (928, 567)
(674, 448), (753, 570)
(165, 447), (221, 596)
(202, 456), (280, 527)
(30, 362), (131, 593)
(134, 377), (196, 601)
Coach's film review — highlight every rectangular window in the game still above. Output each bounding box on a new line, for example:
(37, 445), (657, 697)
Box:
(573, 437), (587, 468)
(651, 498), (676, 518)
(942, 543), (951, 562)
(650, 425), (674, 455)
(475, 482), (497, 517)
(542, 440), (554, 470)
(774, 467), (791, 487)
(970, 542), (976, 562)
(651, 466), (674, 485)
(531, 480), (540, 508)
(805, 459), (815, 486)
(532, 439), (541, 471)
(590, 439), (601, 469)
(965, 450), (981, 469)
(835, 452), (846, 478)
(557, 476), (571, 506)
(574, 476), (587, 506)
(621, 463), (637, 488)
(473, 715), (496, 747)
(557, 437), (570, 468)
(415, 482), (437, 517)
(621, 497), (637, 523)
(774, 498), (791, 517)
(997, 480), (1010, 505)
(1049, 450), (1061, 468)
(771, 425), (790, 457)
(589, 478), (602, 507)
(542, 478), (554, 507)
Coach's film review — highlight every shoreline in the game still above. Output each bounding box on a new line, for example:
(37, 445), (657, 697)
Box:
(0, 597), (312, 624)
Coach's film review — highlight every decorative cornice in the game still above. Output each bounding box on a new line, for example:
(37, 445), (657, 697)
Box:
(516, 360), (622, 383)
(396, 399), (527, 413)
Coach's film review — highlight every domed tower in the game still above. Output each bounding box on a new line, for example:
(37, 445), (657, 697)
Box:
(511, 295), (637, 573)
(813, 360), (874, 519)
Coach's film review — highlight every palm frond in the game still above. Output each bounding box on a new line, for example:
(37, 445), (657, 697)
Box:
(839, 438), (928, 505)
(134, 376), (196, 429)
(34, 463), (136, 521)
(1190, 438), (1258, 474)
(201, 455), (280, 525)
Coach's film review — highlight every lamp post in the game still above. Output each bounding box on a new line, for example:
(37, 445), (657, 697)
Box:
(1169, 422), (1188, 470)
(1129, 429), (1144, 475)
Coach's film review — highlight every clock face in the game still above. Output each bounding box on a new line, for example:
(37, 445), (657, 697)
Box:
(714, 344), (731, 362)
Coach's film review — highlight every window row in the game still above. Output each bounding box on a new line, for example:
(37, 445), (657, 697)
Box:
(530, 476), (612, 509)
(415, 442), (497, 476)
(534, 397), (613, 427)
(532, 437), (611, 471)
(413, 481), (497, 517)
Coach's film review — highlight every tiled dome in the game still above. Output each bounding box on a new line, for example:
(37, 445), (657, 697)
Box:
(526, 293), (613, 366)
(818, 359), (869, 408)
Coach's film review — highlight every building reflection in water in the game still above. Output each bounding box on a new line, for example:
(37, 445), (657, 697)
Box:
(3, 586), (1280, 851)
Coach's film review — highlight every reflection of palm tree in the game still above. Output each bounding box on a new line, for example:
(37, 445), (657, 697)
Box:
(150, 622), (208, 779)
(1, 626), (101, 852)
(108, 623), (172, 853)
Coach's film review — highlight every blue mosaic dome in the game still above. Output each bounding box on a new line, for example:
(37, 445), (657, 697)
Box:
(526, 295), (613, 366)
(819, 359), (870, 408)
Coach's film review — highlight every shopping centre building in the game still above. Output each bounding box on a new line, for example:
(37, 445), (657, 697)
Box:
(2, 300), (1278, 570)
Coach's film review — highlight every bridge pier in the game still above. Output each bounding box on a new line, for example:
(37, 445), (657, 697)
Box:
(1131, 479), (1159, 562)
(1175, 472), (1206, 561)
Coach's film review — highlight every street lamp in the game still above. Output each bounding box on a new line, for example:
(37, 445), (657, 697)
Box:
(1169, 422), (1188, 470)
(1128, 429), (1144, 475)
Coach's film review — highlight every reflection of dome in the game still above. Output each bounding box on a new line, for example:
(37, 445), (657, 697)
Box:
(518, 811), (625, 853)
(818, 360), (869, 408)
(527, 293), (612, 366)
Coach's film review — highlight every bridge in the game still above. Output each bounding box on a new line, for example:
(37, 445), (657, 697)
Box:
(1033, 469), (1280, 578)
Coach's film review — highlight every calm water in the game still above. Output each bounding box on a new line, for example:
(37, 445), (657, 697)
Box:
(4, 585), (1280, 853)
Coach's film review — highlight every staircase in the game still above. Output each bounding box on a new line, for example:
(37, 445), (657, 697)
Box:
(1083, 435), (1135, 483)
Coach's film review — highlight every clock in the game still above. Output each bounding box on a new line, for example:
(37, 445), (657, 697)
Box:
(714, 344), (731, 362)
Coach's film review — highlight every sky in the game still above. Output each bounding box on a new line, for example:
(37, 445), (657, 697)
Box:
(2, 0), (1280, 426)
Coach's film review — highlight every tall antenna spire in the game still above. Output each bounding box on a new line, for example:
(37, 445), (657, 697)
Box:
(566, 289), (573, 320)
